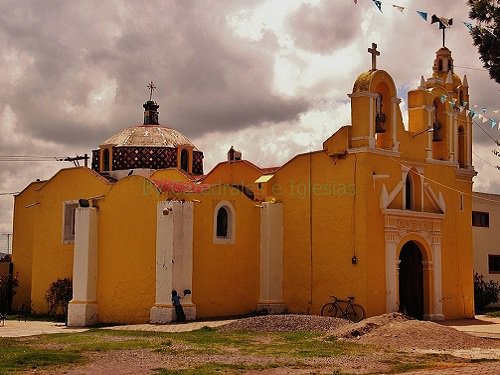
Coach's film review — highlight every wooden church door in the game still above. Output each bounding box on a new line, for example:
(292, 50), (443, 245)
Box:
(399, 241), (424, 319)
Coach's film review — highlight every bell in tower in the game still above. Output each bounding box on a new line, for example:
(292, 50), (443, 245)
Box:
(432, 103), (443, 142)
(375, 93), (386, 133)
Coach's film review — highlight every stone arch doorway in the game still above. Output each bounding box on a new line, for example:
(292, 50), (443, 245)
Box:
(399, 241), (424, 319)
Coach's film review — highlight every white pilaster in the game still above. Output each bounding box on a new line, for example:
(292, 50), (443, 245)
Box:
(391, 97), (401, 152)
(67, 207), (99, 327)
(426, 106), (433, 159)
(369, 95), (376, 148)
(385, 233), (399, 313)
(429, 235), (444, 320)
(172, 201), (195, 320)
(258, 202), (286, 314)
(150, 200), (195, 323)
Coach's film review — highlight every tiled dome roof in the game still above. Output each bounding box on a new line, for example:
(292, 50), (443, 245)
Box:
(101, 125), (197, 150)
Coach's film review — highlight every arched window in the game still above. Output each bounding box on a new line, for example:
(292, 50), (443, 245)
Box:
(438, 59), (443, 72)
(103, 148), (111, 171)
(216, 207), (228, 237)
(405, 173), (413, 210)
(432, 97), (449, 161)
(213, 201), (235, 244)
(458, 126), (466, 168)
(180, 149), (189, 172)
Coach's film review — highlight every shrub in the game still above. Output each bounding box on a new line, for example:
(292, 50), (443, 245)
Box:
(474, 272), (500, 312)
(45, 278), (72, 317)
(0, 273), (19, 313)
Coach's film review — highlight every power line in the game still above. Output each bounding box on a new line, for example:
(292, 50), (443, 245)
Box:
(472, 151), (500, 170)
(0, 154), (90, 167)
(472, 118), (500, 146)
(454, 65), (489, 72)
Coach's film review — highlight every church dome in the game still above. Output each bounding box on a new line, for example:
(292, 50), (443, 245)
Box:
(91, 89), (204, 177)
(101, 124), (197, 150)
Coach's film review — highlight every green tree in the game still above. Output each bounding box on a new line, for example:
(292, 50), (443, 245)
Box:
(468, 0), (500, 84)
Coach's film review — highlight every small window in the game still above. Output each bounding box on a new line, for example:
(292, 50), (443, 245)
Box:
(216, 207), (228, 237)
(213, 201), (235, 244)
(472, 211), (489, 227)
(405, 174), (413, 210)
(180, 149), (189, 172)
(63, 201), (79, 243)
(103, 148), (111, 171)
(488, 255), (500, 274)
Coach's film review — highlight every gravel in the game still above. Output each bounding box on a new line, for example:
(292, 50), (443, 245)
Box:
(218, 314), (351, 333)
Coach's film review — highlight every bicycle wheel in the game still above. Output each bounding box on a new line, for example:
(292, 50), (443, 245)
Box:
(346, 304), (365, 323)
(320, 303), (337, 317)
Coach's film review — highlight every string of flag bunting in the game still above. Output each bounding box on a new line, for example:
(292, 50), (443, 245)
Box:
(352, 0), (496, 36)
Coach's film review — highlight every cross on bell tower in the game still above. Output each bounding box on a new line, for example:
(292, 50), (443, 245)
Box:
(368, 43), (380, 70)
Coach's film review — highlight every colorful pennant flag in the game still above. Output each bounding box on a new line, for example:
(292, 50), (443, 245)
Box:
(463, 22), (473, 31)
(393, 5), (405, 14)
(491, 119), (497, 129)
(440, 95), (447, 104)
(417, 11), (428, 22)
(372, 0), (383, 13)
(353, 0), (358, 4)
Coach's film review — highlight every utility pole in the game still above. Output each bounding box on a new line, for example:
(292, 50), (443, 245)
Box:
(1, 233), (11, 254)
(57, 154), (89, 167)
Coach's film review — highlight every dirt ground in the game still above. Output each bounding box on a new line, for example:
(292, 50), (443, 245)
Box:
(21, 313), (500, 375)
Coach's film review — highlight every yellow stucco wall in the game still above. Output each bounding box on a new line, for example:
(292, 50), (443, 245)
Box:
(11, 181), (45, 310)
(190, 185), (261, 318)
(203, 160), (264, 190)
(96, 176), (157, 323)
(27, 168), (110, 313)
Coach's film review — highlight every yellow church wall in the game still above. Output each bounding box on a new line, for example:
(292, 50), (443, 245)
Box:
(11, 181), (45, 310)
(96, 176), (157, 323)
(191, 185), (261, 318)
(270, 151), (375, 315)
(203, 160), (264, 192)
(150, 168), (191, 182)
(28, 168), (110, 313)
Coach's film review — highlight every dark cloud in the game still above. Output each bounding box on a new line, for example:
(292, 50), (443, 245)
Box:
(286, 1), (361, 54)
(0, 0), (310, 148)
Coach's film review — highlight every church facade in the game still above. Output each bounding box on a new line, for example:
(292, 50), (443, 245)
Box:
(11, 46), (476, 325)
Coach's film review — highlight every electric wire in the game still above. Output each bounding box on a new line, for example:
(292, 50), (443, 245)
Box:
(389, 157), (500, 206)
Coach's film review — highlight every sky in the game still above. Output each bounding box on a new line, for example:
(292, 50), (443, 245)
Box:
(0, 0), (499, 243)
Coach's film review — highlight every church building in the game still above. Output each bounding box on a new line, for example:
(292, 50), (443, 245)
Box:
(11, 45), (476, 325)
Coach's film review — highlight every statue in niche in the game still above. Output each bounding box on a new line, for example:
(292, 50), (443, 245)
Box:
(375, 93), (386, 133)
(432, 105), (443, 142)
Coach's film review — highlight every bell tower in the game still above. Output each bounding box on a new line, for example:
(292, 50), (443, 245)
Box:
(349, 43), (400, 151)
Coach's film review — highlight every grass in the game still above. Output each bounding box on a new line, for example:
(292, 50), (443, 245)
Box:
(0, 339), (82, 373)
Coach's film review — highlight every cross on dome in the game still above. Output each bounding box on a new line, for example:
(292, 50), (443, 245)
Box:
(147, 81), (156, 101)
(368, 43), (380, 70)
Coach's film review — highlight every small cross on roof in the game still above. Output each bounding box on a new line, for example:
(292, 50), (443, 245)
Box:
(368, 43), (380, 70)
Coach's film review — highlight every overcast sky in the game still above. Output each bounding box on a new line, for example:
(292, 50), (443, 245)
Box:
(1, 0), (499, 245)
